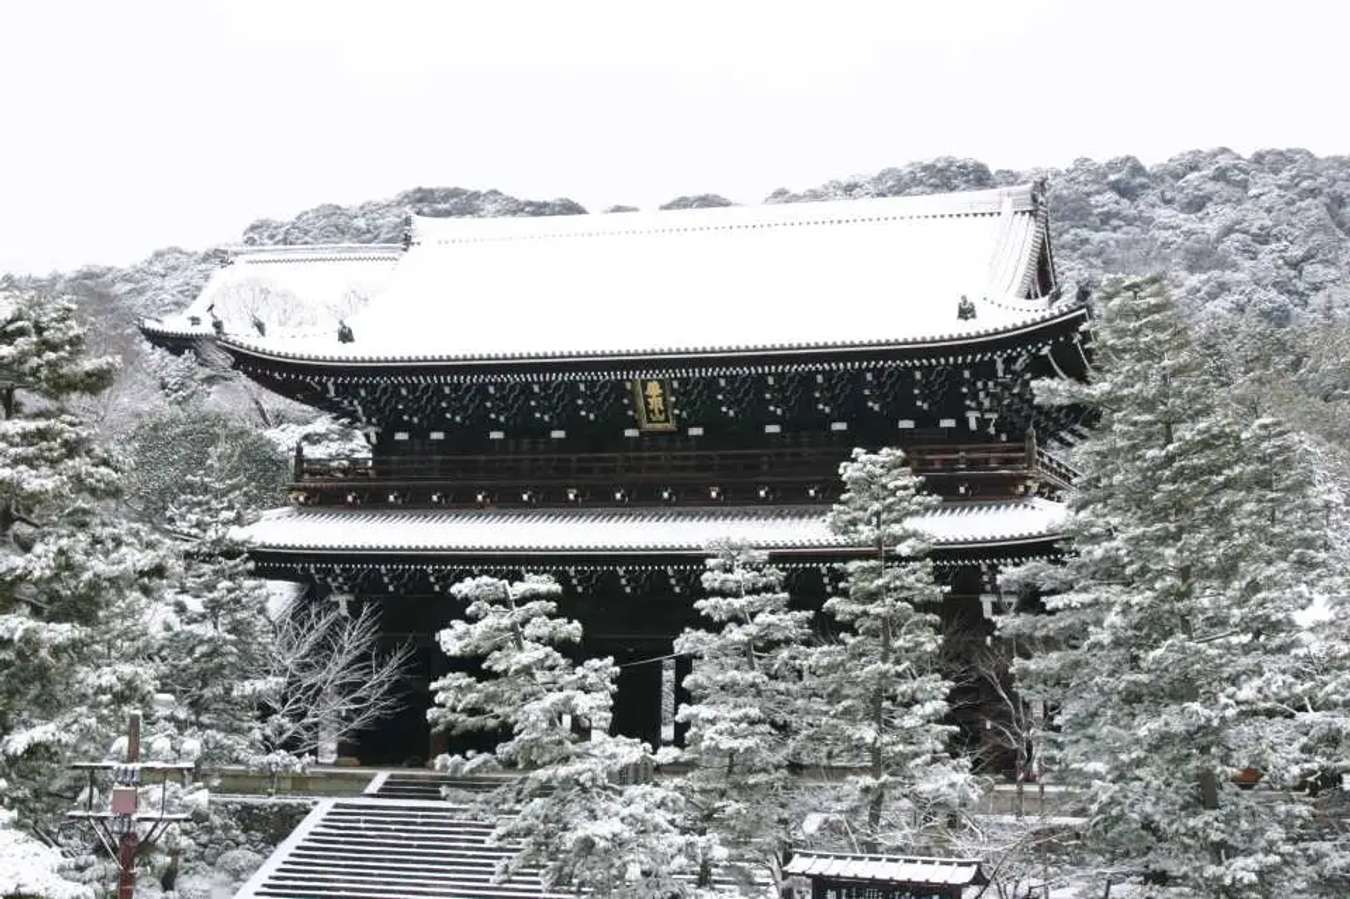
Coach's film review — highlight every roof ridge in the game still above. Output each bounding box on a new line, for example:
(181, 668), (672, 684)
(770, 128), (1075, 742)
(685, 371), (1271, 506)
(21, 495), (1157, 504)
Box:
(225, 243), (404, 257)
(410, 185), (1037, 246)
(790, 849), (983, 861)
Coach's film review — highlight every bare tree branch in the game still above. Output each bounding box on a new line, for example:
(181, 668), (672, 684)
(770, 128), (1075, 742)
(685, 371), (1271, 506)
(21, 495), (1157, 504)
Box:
(254, 602), (414, 765)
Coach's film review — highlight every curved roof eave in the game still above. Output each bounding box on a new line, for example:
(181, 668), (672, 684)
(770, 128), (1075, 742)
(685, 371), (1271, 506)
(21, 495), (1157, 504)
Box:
(214, 302), (1088, 372)
(234, 499), (1068, 557)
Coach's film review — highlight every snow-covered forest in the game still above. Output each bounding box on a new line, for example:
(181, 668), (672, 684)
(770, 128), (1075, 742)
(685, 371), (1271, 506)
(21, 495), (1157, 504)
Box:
(3, 149), (1350, 898)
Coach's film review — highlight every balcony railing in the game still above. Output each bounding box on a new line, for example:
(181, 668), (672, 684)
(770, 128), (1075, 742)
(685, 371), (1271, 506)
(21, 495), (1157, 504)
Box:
(288, 441), (1060, 508)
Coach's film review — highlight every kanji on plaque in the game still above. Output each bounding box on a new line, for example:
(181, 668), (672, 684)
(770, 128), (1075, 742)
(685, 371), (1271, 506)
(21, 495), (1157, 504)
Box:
(633, 379), (676, 431)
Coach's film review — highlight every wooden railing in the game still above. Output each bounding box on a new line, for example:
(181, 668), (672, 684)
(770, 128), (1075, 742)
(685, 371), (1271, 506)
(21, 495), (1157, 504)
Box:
(1034, 449), (1079, 493)
(294, 443), (1039, 488)
(284, 441), (1072, 509)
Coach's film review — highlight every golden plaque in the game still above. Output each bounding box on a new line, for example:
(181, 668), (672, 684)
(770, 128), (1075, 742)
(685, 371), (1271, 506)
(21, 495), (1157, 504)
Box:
(633, 378), (676, 431)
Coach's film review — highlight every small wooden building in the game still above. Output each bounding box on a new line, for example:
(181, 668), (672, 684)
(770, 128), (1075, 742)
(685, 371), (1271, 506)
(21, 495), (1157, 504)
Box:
(783, 850), (989, 899)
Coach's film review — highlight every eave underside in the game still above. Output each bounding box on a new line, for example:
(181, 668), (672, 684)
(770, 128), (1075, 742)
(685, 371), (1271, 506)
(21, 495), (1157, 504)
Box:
(248, 538), (1062, 600)
(219, 310), (1091, 445)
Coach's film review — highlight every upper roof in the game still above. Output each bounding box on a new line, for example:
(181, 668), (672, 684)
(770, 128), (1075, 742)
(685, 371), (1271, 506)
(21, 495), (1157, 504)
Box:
(237, 498), (1066, 555)
(140, 244), (401, 341)
(210, 184), (1073, 367)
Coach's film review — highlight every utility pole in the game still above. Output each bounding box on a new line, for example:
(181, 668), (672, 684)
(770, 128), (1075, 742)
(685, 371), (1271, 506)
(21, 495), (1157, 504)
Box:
(67, 711), (193, 899)
(115, 711), (141, 899)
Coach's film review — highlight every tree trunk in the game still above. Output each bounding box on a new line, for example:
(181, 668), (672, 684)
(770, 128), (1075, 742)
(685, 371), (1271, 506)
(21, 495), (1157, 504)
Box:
(1199, 767), (1219, 810)
(867, 612), (892, 848)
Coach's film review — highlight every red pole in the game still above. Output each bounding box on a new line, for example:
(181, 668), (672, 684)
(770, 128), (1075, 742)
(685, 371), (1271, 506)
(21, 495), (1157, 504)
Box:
(117, 833), (138, 899)
(117, 712), (141, 899)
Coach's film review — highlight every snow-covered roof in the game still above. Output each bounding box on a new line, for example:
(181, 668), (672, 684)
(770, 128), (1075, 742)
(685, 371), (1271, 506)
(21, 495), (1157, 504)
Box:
(216, 184), (1070, 365)
(237, 498), (1066, 555)
(784, 850), (988, 887)
(140, 244), (400, 341)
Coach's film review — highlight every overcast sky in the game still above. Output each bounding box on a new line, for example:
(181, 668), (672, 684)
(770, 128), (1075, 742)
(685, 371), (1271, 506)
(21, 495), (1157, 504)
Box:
(2, 0), (1346, 274)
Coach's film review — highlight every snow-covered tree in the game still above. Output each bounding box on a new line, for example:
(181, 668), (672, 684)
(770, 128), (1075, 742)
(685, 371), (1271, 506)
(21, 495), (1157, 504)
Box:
(430, 574), (717, 896)
(125, 409), (287, 520)
(141, 346), (225, 409)
(153, 468), (275, 765)
(429, 574), (613, 765)
(674, 540), (813, 882)
(0, 288), (171, 829)
(0, 289), (120, 528)
(1000, 275), (1348, 896)
(805, 447), (972, 851)
(498, 734), (722, 899)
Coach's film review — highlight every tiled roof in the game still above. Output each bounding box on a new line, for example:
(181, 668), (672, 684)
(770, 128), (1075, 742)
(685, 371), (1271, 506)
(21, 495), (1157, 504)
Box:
(140, 244), (400, 341)
(236, 499), (1066, 554)
(784, 850), (987, 887)
(213, 185), (1074, 365)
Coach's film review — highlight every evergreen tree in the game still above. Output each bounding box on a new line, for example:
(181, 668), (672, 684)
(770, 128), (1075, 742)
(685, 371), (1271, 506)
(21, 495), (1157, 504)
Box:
(0, 290), (120, 529)
(153, 466), (274, 765)
(125, 409), (288, 520)
(674, 540), (813, 882)
(497, 734), (721, 899)
(142, 346), (221, 409)
(1000, 276), (1346, 896)
(430, 574), (715, 896)
(429, 574), (615, 766)
(806, 447), (971, 851)
(0, 289), (170, 829)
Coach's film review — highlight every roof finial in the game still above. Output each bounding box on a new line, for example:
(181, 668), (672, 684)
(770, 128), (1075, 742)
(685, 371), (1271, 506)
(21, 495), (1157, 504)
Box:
(1031, 177), (1049, 208)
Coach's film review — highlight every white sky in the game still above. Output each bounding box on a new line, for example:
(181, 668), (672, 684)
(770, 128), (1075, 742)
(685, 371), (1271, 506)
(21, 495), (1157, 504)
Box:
(2, 0), (1346, 274)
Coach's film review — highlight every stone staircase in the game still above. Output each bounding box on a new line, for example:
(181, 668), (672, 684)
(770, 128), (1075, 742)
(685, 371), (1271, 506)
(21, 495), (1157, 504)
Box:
(235, 772), (765, 898)
(363, 771), (518, 802)
(234, 798), (573, 899)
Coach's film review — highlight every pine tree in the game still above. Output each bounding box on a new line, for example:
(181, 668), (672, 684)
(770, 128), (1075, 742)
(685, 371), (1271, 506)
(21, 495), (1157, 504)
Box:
(142, 346), (220, 408)
(0, 288), (171, 829)
(1000, 276), (1346, 896)
(430, 574), (715, 896)
(153, 466), (274, 765)
(674, 539), (813, 882)
(806, 447), (971, 851)
(429, 574), (614, 768)
(498, 734), (721, 899)
(0, 290), (120, 530)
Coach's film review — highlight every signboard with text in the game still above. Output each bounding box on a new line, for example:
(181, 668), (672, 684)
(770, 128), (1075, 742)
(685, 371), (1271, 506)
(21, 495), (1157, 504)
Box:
(632, 378), (676, 431)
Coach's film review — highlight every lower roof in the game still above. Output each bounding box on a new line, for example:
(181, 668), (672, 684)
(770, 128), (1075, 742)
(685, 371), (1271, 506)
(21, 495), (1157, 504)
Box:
(236, 498), (1065, 556)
